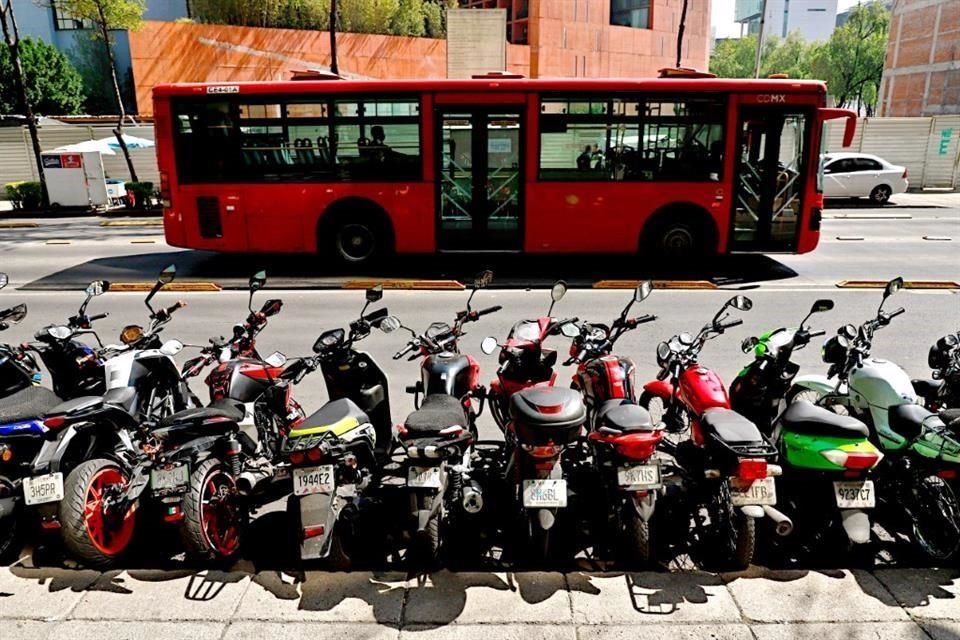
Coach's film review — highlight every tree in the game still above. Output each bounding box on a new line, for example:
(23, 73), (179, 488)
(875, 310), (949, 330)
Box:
(59, 0), (145, 181)
(0, 37), (85, 114)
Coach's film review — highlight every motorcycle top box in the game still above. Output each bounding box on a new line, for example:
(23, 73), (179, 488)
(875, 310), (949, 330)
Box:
(510, 386), (586, 446)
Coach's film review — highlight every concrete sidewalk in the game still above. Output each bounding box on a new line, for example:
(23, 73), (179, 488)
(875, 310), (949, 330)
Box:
(892, 192), (960, 208)
(2, 566), (958, 640)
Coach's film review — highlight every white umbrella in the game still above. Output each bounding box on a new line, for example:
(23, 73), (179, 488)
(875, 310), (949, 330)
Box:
(105, 134), (154, 150)
(52, 139), (117, 155)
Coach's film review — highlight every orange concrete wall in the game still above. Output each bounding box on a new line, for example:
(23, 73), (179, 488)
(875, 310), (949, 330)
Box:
(130, 21), (530, 114)
(879, 0), (960, 116)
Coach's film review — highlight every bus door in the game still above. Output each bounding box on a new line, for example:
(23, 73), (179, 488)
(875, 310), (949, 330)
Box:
(435, 108), (523, 250)
(730, 106), (810, 251)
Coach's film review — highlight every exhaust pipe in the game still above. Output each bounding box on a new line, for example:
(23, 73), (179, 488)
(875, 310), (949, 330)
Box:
(462, 481), (484, 514)
(762, 505), (794, 536)
(237, 470), (271, 495)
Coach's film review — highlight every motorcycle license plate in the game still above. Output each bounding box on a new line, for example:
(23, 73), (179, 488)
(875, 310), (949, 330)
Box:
(522, 479), (567, 508)
(150, 464), (189, 492)
(730, 476), (777, 506)
(834, 480), (875, 509)
(617, 464), (661, 489)
(23, 472), (63, 506)
(407, 466), (442, 489)
(293, 465), (335, 496)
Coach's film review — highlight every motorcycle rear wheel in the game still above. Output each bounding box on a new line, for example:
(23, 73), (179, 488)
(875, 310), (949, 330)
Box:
(60, 458), (137, 569)
(620, 506), (653, 569)
(702, 484), (755, 571)
(180, 458), (247, 563)
(910, 474), (960, 563)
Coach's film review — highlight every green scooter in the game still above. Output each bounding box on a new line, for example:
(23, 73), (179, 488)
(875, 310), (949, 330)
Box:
(729, 299), (884, 563)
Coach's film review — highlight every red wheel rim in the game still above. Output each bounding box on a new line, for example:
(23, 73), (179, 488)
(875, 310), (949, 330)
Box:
(200, 468), (242, 557)
(83, 466), (136, 557)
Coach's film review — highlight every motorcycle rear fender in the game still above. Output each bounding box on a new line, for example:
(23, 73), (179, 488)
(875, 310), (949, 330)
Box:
(534, 508), (556, 531)
(298, 492), (339, 560)
(643, 379), (673, 400)
(630, 492), (657, 521)
(840, 508), (871, 545)
(416, 491), (444, 532)
(791, 375), (836, 398)
(0, 495), (16, 519)
(33, 420), (135, 475)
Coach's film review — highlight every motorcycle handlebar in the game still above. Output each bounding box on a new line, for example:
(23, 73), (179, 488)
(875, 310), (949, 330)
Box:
(627, 314), (657, 328)
(167, 301), (186, 316)
(808, 329), (826, 338)
(887, 307), (905, 320)
(394, 342), (415, 360)
(477, 305), (502, 318)
(88, 313), (108, 323)
(719, 318), (744, 330)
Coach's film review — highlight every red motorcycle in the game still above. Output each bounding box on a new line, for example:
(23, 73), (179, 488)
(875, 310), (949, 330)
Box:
(566, 281), (663, 566)
(639, 295), (781, 570)
(480, 282), (584, 565)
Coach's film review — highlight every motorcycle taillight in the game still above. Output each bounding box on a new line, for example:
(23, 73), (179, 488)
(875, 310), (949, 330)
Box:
(521, 443), (563, 459)
(737, 458), (769, 481)
(289, 451), (305, 465)
(306, 447), (325, 463)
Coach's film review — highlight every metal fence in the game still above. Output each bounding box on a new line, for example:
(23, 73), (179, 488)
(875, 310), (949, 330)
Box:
(2, 116), (959, 196)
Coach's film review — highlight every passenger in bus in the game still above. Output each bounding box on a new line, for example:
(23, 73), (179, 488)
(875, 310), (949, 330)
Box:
(577, 145), (594, 171)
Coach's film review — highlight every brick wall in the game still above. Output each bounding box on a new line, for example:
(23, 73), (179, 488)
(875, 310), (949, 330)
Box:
(879, 0), (960, 116)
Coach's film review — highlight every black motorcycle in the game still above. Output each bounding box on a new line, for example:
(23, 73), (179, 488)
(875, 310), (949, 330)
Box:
(914, 331), (960, 426)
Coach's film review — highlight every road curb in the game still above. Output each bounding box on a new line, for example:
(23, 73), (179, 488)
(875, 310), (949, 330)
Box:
(0, 221), (38, 228)
(824, 213), (912, 220)
(836, 280), (959, 290)
(594, 279), (717, 290)
(100, 219), (164, 227)
(342, 279), (465, 290)
(109, 282), (222, 292)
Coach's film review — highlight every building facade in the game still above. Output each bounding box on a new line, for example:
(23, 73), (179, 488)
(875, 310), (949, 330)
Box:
(877, 0), (960, 116)
(735, 0), (838, 42)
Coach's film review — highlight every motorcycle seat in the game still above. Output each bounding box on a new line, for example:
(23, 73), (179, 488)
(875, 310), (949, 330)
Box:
(913, 378), (944, 399)
(596, 399), (657, 433)
(404, 394), (467, 436)
(294, 398), (369, 437)
(700, 408), (764, 443)
(780, 401), (869, 438)
(159, 399), (244, 428)
(0, 386), (60, 424)
(888, 403), (944, 441)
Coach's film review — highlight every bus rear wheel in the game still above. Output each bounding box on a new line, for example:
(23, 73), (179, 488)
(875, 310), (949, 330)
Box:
(321, 212), (391, 267)
(642, 210), (713, 260)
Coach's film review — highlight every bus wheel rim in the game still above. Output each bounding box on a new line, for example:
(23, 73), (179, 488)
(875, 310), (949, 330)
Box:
(200, 469), (241, 557)
(83, 467), (135, 556)
(663, 226), (694, 253)
(338, 224), (375, 261)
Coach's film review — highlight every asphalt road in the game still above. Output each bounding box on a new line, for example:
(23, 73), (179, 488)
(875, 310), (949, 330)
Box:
(0, 204), (956, 289)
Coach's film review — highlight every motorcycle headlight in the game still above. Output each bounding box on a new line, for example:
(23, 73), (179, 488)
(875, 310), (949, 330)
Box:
(120, 324), (144, 345)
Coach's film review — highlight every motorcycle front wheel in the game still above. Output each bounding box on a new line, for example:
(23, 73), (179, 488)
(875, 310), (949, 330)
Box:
(180, 457), (247, 563)
(60, 458), (137, 569)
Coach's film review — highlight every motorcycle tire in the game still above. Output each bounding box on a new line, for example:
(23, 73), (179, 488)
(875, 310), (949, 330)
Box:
(180, 457), (247, 563)
(60, 458), (137, 569)
(408, 511), (440, 569)
(620, 506), (653, 569)
(0, 514), (21, 563)
(909, 474), (960, 563)
(703, 485), (755, 571)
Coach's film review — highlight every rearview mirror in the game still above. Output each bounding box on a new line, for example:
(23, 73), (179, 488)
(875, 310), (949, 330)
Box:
(635, 280), (652, 303)
(811, 299), (834, 314)
(6, 304), (27, 324)
(264, 351), (287, 368)
(366, 285), (384, 304)
(480, 336), (498, 355)
(551, 281), (568, 303)
(378, 315), (401, 333)
(474, 270), (493, 289)
(158, 264), (176, 285)
(85, 280), (109, 297)
(249, 270), (266, 292)
(560, 322), (579, 338)
(883, 276), (903, 300)
(260, 298), (283, 317)
(729, 295), (753, 311)
(160, 339), (184, 357)
(0, 273), (8, 290)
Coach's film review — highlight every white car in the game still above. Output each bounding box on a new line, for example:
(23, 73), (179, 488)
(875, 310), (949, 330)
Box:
(822, 152), (908, 204)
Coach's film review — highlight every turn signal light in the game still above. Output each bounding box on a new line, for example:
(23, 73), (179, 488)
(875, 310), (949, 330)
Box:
(306, 447), (324, 462)
(737, 458), (769, 481)
(43, 415), (66, 430)
(289, 451), (305, 465)
(0, 445), (12, 463)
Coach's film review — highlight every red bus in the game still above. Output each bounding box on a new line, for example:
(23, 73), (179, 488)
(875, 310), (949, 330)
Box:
(153, 75), (856, 264)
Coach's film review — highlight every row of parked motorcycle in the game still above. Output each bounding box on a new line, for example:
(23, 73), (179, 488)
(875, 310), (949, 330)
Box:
(0, 267), (958, 571)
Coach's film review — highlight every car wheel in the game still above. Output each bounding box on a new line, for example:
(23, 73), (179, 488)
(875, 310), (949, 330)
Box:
(870, 185), (892, 205)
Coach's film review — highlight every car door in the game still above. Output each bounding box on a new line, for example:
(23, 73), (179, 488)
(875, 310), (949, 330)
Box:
(823, 158), (852, 197)
(855, 158), (884, 196)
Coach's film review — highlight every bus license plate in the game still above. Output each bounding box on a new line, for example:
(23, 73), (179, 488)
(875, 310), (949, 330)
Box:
(23, 472), (63, 506)
(407, 466), (442, 489)
(522, 479), (567, 508)
(293, 465), (334, 496)
(617, 464), (660, 488)
(150, 464), (189, 492)
(834, 480), (875, 508)
(730, 477), (777, 506)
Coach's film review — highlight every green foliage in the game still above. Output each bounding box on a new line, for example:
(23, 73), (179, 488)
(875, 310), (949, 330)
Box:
(708, 1), (889, 111)
(69, 33), (135, 114)
(191, 0), (454, 36)
(4, 182), (43, 210)
(0, 37), (85, 115)
(58, 0), (145, 33)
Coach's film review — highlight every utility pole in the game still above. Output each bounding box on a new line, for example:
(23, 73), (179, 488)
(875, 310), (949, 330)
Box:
(753, 0), (768, 78)
(1, 0), (49, 207)
(329, 0), (339, 75)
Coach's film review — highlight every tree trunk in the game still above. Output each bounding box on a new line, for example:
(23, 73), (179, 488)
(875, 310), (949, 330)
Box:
(95, 0), (138, 183)
(329, 0), (338, 75)
(676, 0), (688, 68)
(1, 1), (48, 207)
